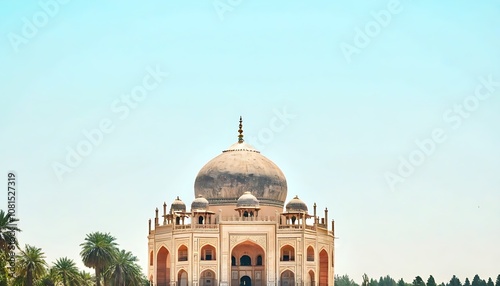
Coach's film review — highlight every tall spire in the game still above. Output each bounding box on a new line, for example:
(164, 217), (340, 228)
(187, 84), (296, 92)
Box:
(238, 116), (244, 143)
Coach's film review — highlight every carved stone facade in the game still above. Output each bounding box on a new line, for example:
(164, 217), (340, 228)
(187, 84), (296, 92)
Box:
(147, 120), (335, 286)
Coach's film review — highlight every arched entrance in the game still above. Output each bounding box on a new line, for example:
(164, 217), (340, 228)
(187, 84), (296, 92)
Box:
(199, 269), (216, 286)
(307, 270), (315, 286)
(319, 250), (328, 286)
(178, 270), (188, 286)
(240, 275), (252, 286)
(280, 270), (294, 286)
(156, 247), (170, 286)
(231, 241), (265, 286)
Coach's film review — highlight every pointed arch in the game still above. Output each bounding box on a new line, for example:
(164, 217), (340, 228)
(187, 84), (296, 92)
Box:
(201, 244), (216, 261)
(240, 255), (251, 266)
(231, 255), (236, 266)
(280, 269), (295, 286)
(178, 269), (188, 286)
(319, 249), (328, 286)
(231, 240), (266, 285)
(307, 246), (314, 261)
(241, 275), (252, 286)
(280, 244), (295, 261)
(307, 270), (315, 286)
(178, 244), (188, 261)
(200, 269), (217, 286)
(156, 246), (170, 286)
(256, 255), (263, 266)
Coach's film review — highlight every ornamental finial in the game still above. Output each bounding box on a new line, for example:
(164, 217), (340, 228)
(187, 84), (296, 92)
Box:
(238, 116), (244, 143)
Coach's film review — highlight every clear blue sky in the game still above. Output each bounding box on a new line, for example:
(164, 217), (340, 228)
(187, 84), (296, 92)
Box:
(1, 0), (499, 284)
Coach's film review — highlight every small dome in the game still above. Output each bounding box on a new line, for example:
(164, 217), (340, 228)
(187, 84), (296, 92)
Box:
(286, 195), (308, 212)
(170, 196), (186, 213)
(191, 195), (209, 211)
(237, 191), (260, 208)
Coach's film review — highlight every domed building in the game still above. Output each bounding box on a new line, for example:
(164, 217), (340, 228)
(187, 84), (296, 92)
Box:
(147, 118), (335, 286)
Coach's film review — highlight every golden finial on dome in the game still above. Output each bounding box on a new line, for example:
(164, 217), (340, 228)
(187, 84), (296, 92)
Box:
(238, 116), (244, 143)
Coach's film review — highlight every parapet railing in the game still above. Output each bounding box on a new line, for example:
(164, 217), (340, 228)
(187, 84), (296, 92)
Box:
(151, 217), (333, 235)
(174, 224), (219, 231)
(219, 216), (276, 222)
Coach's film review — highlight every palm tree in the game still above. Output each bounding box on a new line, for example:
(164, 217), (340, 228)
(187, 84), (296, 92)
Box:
(35, 267), (59, 286)
(80, 232), (118, 286)
(105, 249), (144, 286)
(16, 244), (48, 286)
(53, 257), (80, 286)
(0, 209), (21, 286)
(76, 270), (95, 286)
(0, 209), (20, 250)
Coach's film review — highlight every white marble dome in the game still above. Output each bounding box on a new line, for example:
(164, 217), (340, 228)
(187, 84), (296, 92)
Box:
(194, 141), (287, 207)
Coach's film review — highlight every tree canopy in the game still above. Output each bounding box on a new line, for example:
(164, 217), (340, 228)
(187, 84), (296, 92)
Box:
(0, 214), (148, 286)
